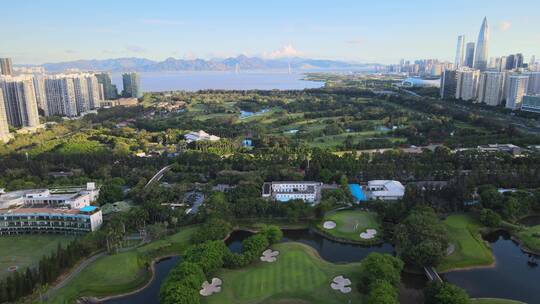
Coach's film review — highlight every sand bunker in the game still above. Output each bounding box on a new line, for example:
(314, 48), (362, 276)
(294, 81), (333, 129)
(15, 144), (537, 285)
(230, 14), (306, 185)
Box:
(323, 221), (337, 229)
(330, 275), (352, 293)
(360, 229), (377, 239)
(200, 278), (222, 296)
(260, 249), (280, 262)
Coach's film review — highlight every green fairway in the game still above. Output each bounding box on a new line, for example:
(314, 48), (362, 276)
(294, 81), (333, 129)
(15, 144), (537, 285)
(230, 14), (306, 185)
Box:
(45, 251), (147, 304)
(317, 210), (381, 243)
(45, 226), (198, 303)
(517, 224), (540, 253)
(202, 242), (365, 304)
(471, 298), (526, 304)
(437, 214), (494, 272)
(0, 235), (75, 279)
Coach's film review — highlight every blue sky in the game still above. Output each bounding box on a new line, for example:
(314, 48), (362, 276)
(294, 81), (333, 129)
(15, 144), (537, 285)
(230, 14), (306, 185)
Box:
(1, 0), (539, 64)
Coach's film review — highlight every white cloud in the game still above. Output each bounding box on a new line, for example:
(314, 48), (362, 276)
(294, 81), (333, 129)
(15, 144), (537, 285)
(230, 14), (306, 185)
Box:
(264, 44), (303, 59)
(346, 38), (363, 45)
(498, 21), (512, 32)
(141, 19), (184, 26)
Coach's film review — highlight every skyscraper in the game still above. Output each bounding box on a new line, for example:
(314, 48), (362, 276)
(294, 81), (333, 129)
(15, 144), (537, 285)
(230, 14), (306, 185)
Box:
(0, 76), (40, 128)
(515, 53), (524, 68)
(0, 88), (11, 143)
(122, 73), (141, 98)
(506, 54), (516, 70)
(505, 75), (529, 110)
(95, 73), (118, 100)
(456, 68), (480, 101)
(440, 69), (457, 99)
(478, 72), (505, 106)
(0, 58), (13, 76)
(454, 35), (466, 68)
(45, 76), (78, 117)
(473, 17), (489, 71)
(33, 75), (48, 116)
(464, 42), (475, 68)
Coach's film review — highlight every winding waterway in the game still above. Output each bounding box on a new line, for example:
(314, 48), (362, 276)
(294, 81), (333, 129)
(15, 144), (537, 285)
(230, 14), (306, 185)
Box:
(104, 228), (540, 303)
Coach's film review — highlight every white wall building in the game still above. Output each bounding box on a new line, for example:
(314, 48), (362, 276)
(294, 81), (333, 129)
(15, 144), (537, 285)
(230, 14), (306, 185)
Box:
(365, 180), (405, 201)
(478, 71), (505, 106)
(184, 130), (220, 143)
(0, 75), (40, 128)
(456, 68), (480, 101)
(506, 75), (529, 110)
(262, 181), (323, 204)
(525, 72), (540, 95)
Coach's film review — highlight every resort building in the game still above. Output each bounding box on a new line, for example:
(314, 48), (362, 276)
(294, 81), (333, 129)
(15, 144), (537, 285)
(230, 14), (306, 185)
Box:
(0, 183), (102, 234)
(262, 181), (323, 204)
(365, 180), (405, 201)
(184, 130), (220, 143)
(0, 206), (103, 235)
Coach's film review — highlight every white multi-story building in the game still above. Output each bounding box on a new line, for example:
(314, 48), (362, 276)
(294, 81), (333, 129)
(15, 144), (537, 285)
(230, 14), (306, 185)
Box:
(44, 73), (102, 117)
(478, 72), (505, 106)
(365, 180), (405, 201)
(262, 181), (323, 204)
(0, 88), (11, 143)
(506, 75), (529, 110)
(456, 68), (480, 101)
(525, 72), (540, 95)
(32, 75), (48, 116)
(184, 130), (220, 143)
(0, 75), (40, 128)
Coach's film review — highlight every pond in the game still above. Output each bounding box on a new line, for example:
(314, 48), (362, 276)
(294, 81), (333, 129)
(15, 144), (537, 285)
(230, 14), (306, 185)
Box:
(239, 109), (269, 119)
(104, 256), (180, 304)
(444, 230), (540, 304)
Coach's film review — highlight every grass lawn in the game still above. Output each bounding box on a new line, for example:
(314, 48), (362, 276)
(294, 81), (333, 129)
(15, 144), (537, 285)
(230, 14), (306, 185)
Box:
(437, 214), (494, 272)
(317, 210), (380, 243)
(0, 235), (75, 279)
(517, 225), (540, 252)
(202, 242), (365, 304)
(45, 251), (147, 304)
(471, 298), (526, 304)
(45, 226), (198, 303)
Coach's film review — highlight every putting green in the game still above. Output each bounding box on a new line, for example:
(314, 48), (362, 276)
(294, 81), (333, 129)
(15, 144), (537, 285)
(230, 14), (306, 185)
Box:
(317, 210), (380, 243)
(202, 242), (365, 304)
(517, 224), (540, 253)
(0, 235), (75, 279)
(437, 214), (494, 272)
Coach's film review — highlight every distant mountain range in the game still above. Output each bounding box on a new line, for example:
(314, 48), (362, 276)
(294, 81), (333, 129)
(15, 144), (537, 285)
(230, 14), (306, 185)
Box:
(39, 56), (379, 73)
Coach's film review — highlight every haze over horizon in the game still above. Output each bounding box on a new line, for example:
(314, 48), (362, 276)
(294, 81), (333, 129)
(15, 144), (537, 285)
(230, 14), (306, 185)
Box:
(1, 0), (539, 65)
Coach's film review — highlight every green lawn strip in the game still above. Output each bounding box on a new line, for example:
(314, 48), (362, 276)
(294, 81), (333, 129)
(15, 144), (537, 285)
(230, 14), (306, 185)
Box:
(317, 210), (380, 243)
(45, 251), (148, 304)
(437, 215), (494, 272)
(0, 235), (75, 279)
(45, 225), (198, 303)
(517, 225), (540, 252)
(471, 298), (526, 304)
(202, 242), (365, 304)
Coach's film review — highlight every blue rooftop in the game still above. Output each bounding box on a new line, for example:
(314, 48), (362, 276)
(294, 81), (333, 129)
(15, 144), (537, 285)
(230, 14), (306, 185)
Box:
(80, 206), (98, 212)
(348, 184), (367, 202)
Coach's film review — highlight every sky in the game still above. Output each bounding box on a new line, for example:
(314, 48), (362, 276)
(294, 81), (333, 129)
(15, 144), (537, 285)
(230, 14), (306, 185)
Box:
(1, 0), (539, 65)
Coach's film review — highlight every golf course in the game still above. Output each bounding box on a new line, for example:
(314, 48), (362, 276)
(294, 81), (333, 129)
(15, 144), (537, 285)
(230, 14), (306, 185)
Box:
(202, 242), (365, 304)
(317, 209), (381, 244)
(437, 214), (494, 272)
(0, 235), (75, 279)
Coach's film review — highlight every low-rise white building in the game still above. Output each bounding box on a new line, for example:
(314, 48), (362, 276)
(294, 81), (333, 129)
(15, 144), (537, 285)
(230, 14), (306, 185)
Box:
(184, 130), (220, 143)
(365, 180), (405, 201)
(262, 181), (322, 204)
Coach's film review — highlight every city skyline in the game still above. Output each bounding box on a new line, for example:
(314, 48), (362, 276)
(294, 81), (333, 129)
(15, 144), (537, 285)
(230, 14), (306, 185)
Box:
(1, 0), (539, 65)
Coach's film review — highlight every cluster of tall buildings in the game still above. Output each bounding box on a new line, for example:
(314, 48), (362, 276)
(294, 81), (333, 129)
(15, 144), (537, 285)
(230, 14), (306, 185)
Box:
(388, 58), (453, 77)
(0, 57), (142, 143)
(440, 18), (540, 112)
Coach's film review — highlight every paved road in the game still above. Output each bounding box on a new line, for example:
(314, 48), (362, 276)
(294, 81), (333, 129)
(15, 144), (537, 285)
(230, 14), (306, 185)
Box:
(42, 251), (106, 301)
(144, 165), (172, 189)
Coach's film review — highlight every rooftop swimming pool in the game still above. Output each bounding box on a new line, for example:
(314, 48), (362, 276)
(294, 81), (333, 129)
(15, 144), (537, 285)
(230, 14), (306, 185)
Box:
(348, 184), (366, 201)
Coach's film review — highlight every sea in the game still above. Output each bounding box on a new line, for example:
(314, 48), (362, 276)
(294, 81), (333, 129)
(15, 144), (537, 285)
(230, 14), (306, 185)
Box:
(111, 70), (325, 92)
